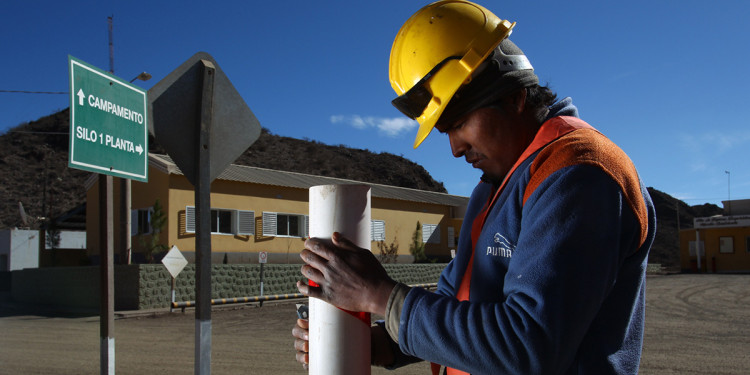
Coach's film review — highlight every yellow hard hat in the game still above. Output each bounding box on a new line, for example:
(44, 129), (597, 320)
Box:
(389, 0), (516, 148)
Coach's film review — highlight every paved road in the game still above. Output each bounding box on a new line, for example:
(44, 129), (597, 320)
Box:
(0, 274), (748, 374)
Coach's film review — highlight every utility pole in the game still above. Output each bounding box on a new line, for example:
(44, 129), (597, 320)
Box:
(108, 15), (132, 264)
(725, 170), (731, 215)
(102, 15), (118, 375)
(108, 16), (115, 74)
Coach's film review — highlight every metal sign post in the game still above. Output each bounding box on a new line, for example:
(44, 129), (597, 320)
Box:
(99, 175), (114, 375)
(259, 251), (267, 307)
(162, 246), (188, 313)
(68, 56), (149, 375)
(194, 59), (215, 375)
(148, 52), (260, 375)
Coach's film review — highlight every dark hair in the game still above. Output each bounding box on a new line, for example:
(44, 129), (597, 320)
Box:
(524, 84), (557, 123)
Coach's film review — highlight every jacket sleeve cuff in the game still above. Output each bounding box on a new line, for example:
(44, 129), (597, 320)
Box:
(385, 282), (411, 343)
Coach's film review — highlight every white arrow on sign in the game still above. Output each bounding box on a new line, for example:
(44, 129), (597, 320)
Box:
(77, 89), (85, 106)
(136, 144), (143, 155)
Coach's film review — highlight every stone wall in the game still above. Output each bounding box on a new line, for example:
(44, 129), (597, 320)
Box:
(11, 263), (447, 311)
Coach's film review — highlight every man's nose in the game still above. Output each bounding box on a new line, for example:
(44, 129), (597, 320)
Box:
(449, 132), (467, 158)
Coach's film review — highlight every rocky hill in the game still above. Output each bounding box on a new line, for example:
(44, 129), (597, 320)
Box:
(0, 108), (445, 231)
(646, 188), (722, 270)
(0, 109), (722, 269)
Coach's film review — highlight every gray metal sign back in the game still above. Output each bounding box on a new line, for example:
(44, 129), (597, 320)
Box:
(147, 52), (260, 375)
(147, 52), (260, 185)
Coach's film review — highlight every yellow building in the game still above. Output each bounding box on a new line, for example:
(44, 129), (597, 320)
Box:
(86, 154), (468, 264)
(679, 199), (750, 273)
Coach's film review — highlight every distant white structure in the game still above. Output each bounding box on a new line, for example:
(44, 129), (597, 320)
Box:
(722, 198), (750, 216)
(0, 229), (87, 271)
(0, 229), (40, 271)
(44, 231), (87, 250)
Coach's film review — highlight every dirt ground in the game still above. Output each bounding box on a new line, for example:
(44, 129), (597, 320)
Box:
(0, 273), (748, 375)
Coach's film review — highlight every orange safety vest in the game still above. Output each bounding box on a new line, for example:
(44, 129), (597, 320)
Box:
(431, 117), (592, 375)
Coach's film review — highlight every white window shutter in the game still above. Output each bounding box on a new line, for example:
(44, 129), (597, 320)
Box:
(186, 206), (196, 233)
(237, 210), (255, 235)
(262, 212), (277, 236)
(371, 220), (385, 241)
(131, 209), (139, 236)
(429, 224), (440, 244)
(422, 224), (440, 244)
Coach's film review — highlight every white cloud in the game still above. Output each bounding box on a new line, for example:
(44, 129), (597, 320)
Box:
(679, 131), (750, 155)
(330, 115), (417, 137)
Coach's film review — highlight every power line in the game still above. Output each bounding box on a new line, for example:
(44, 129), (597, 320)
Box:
(0, 90), (68, 95)
(8, 130), (69, 135)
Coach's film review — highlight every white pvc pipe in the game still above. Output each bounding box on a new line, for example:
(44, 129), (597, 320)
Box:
(308, 184), (371, 375)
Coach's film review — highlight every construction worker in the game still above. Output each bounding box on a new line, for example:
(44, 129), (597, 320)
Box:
(294, 1), (656, 374)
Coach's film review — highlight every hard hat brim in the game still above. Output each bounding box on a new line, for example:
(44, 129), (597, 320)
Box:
(411, 22), (515, 148)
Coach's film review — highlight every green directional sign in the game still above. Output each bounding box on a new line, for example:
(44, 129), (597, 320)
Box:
(68, 56), (148, 182)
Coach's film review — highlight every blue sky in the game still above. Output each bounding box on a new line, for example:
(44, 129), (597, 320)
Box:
(2, 0), (749, 206)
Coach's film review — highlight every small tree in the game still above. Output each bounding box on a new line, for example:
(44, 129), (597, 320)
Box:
(45, 228), (61, 250)
(140, 199), (168, 263)
(377, 236), (399, 264)
(409, 221), (428, 263)
(45, 226), (61, 266)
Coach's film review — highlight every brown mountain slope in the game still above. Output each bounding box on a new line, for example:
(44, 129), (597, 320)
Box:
(646, 187), (722, 270)
(0, 108), (445, 230)
(0, 109), (722, 269)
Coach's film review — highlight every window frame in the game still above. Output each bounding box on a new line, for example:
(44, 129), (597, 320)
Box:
(262, 212), (309, 238)
(211, 209), (234, 235)
(719, 236), (734, 254)
(131, 207), (153, 236)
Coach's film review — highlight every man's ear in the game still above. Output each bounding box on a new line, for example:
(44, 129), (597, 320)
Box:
(511, 88), (527, 115)
(499, 88), (527, 115)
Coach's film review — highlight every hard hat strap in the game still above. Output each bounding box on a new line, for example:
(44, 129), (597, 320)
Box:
(392, 53), (533, 122)
(391, 56), (462, 119)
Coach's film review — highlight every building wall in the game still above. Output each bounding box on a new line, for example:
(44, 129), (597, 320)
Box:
(372, 195), (454, 258)
(166, 176), (312, 262)
(679, 227), (750, 272)
(86, 168), (171, 262)
(87, 166), (463, 264)
(0, 229), (40, 271)
(164, 176), (459, 262)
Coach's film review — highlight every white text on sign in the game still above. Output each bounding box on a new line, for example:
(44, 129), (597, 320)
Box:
(76, 89), (144, 125)
(75, 126), (144, 155)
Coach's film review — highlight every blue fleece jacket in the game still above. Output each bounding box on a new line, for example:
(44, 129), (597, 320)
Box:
(395, 98), (656, 374)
